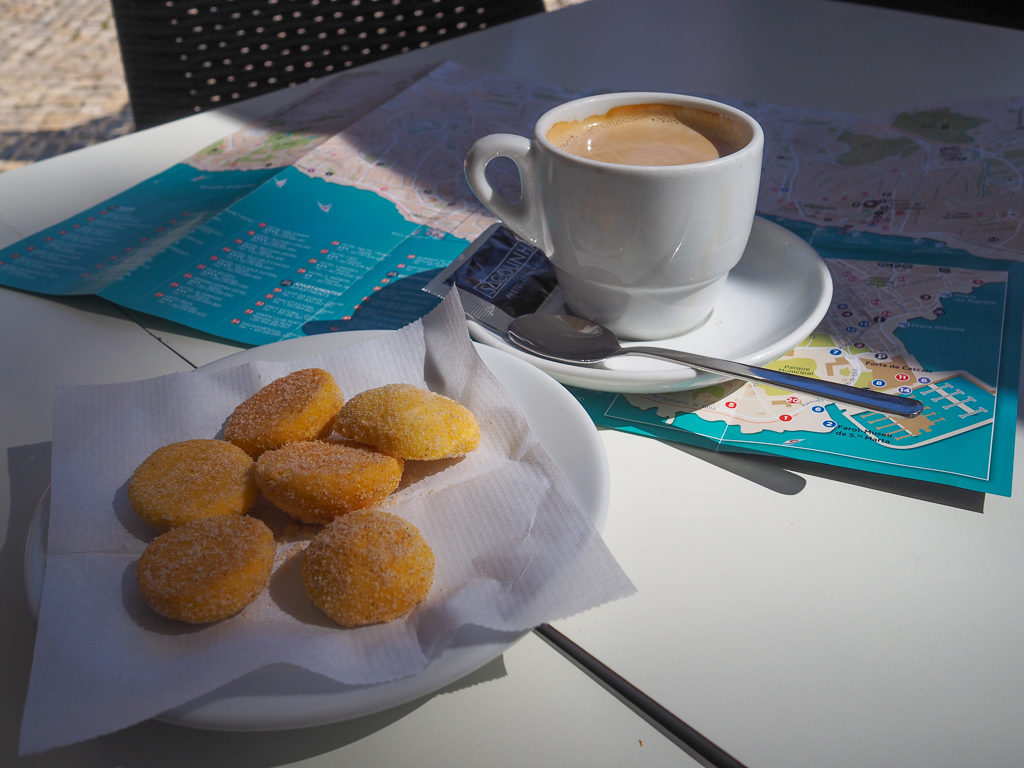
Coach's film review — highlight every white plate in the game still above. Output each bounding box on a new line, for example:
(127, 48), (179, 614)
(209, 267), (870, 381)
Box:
(24, 338), (609, 731)
(469, 217), (833, 393)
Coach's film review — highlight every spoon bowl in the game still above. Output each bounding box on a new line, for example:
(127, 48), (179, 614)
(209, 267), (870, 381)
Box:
(507, 313), (924, 418)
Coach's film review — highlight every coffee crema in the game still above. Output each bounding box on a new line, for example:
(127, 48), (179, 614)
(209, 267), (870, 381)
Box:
(546, 103), (738, 166)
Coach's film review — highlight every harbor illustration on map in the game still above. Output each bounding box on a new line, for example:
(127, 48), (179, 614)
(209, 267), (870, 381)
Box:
(582, 251), (1014, 492)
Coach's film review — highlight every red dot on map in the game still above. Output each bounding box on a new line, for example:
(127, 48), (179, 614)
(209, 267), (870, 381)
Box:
(320, 249), (328, 254)
(235, 238), (243, 244)
(222, 247), (231, 252)
(73, 223), (80, 228)
(87, 217), (95, 222)
(309, 258), (318, 264)
(342, 316), (352, 321)
(247, 230), (255, 236)
(59, 230), (67, 235)
(397, 263), (406, 269)
(265, 293), (273, 299)
(726, 401), (737, 408)
(170, 281), (179, 287)
(245, 308), (254, 314)
(45, 236), (53, 242)
(297, 268), (306, 274)
(184, 273), (192, 278)
(155, 292), (164, 297)
(408, 254), (416, 259)
(198, 264), (206, 269)
(331, 241), (340, 246)
(256, 300), (264, 306)
(259, 222), (267, 227)
(11, 254), (19, 259)
(373, 286), (382, 292)
(231, 318), (240, 324)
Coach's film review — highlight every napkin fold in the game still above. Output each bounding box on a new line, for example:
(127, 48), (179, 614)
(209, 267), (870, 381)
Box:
(20, 291), (634, 754)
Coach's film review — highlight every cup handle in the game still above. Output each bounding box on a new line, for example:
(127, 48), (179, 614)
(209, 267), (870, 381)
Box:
(465, 133), (546, 249)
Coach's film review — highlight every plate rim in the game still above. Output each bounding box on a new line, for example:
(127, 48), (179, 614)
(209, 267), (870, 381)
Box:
(468, 216), (834, 393)
(23, 337), (609, 731)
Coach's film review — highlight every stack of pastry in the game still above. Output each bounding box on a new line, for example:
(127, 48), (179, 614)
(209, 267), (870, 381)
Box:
(128, 368), (480, 628)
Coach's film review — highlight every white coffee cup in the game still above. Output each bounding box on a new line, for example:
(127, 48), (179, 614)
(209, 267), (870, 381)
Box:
(464, 92), (764, 340)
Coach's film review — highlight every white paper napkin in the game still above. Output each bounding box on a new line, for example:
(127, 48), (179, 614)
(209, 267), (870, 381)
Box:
(20, 291), (635, 754)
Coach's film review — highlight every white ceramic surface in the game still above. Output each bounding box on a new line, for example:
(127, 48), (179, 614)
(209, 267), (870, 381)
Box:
(465, 92), (764, 340)
(24, 340), (609, 731)
(469, 217), (832, 393)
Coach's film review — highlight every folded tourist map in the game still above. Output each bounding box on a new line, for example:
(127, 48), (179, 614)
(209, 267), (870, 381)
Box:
(1, 61), (1020, 494)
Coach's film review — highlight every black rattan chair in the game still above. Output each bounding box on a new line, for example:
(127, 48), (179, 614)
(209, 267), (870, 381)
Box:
(110, 0), (546, 129)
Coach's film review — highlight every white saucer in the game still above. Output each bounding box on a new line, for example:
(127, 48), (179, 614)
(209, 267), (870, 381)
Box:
(469, 217), (833, 393)
(24, 338), (609, 731)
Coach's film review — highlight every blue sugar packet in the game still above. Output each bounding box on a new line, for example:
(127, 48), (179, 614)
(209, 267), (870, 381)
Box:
(425, 223), (563, 332)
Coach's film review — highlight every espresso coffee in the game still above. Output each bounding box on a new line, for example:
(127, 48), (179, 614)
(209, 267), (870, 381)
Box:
(546, 103), (740, 166)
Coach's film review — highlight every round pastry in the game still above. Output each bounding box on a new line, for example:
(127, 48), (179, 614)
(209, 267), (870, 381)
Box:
(302, 508), (435, 627)
(129, 438), (258, 532)
(332, 383), (480, 460)
(254, 440), (404, 524)
(136, 515), (275, 623)
(224, 368), (344, 457)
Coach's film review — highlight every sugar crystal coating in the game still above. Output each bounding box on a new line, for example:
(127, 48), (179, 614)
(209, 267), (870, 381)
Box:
(137, 515), (275, 623)
(255, 440), (403, 524)
(302, 508), (435, 627)
(333, 383), (480, 460)
(225, 368), (344, 457)
(129, 438), (257, 532)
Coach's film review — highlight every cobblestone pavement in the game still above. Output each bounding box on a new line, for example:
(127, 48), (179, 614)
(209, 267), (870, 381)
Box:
(0, 0), (584, 174)
(0, 0), (133, 173)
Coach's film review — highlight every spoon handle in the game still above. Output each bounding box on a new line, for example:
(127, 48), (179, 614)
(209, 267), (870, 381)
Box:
(626, 346), (923, 418)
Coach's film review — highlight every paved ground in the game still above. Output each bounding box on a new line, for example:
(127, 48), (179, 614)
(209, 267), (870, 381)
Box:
(0, 0), (582, 174)
(0, 0), (133, 173)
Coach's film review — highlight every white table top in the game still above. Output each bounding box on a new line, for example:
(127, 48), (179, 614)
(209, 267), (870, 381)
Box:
(3, 1), (1024, 766)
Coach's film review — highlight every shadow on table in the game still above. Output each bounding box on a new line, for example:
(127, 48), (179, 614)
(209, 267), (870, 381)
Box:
(660, 437), (986, 512)
(4, 653), (506, 767)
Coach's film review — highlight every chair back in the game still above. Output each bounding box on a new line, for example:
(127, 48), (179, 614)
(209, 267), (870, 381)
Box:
(111, 0), (546, 129)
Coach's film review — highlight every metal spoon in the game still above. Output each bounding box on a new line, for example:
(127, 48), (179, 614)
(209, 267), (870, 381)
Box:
(506, 313), (924, 418)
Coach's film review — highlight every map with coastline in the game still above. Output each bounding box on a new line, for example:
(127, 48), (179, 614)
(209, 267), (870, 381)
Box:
(0, 61), (1019, 492)
(572, 222), (1019, 495)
